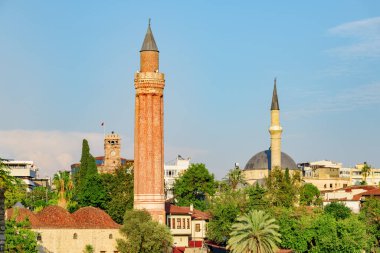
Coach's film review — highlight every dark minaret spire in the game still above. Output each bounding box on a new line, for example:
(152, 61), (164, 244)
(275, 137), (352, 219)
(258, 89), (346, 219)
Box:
(140, 19), (159, 52)
(271, 78), (280, 110)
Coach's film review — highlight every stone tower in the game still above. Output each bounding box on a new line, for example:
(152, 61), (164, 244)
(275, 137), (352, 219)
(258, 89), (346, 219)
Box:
(101, 131), (121, 173)
(133, 22), (166, 223)
(269, 79), (283, 169)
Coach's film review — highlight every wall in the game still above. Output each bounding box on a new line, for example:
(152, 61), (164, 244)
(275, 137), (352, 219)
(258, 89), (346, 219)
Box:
(33, 228), (121, 253)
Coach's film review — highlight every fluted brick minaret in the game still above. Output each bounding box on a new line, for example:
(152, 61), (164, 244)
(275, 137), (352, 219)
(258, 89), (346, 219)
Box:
(269, 78), (283, 169)
(133, 21), (166, 223)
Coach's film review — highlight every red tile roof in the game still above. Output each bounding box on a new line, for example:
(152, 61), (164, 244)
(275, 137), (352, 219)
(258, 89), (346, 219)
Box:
(72, 206), (120, 229)
(165, 203), (210, 220)
(361, 188), (380, 196)
(6, 205), (120, 229)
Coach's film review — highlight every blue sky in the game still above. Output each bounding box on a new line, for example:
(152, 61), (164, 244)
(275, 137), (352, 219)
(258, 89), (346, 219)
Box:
(0, 1), (379, 178)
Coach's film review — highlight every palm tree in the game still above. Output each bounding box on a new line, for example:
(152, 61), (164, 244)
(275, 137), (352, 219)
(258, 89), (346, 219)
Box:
(227, 210), (281, 253)
(361, 162), (371, 185)
(224, 166), (247, 191)
(53, 171), (74, 209)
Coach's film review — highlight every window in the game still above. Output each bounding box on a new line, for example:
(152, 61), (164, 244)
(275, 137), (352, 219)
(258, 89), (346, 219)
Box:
(100, 251), (106, 253)
(167, 218), (171, 228)
(195, 224), (201, 232)
(182, 218), (186, 229)
(177, 218), (181, 229)
(37, 233), (42, 241)
(73, 233), (78, 239)
(324, 184), (326, 189)
(172, 218), (175, 229)
(109, 234), (113, 239)
(187, 218), (190, 229)
(330, 184), (333, 188)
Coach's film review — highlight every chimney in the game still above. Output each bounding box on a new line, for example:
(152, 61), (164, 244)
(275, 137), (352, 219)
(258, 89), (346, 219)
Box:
(190, 203), (194, 212)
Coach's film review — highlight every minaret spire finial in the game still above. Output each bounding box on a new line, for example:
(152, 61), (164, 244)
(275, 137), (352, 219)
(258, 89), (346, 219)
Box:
(271, 78), (280, 110)
(140, 19), (159, 52)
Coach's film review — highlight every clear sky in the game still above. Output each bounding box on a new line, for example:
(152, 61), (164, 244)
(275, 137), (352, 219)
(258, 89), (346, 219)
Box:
(0, 1), (379, 179)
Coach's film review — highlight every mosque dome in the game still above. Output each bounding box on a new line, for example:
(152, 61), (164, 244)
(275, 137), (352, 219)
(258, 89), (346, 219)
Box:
(244, 149), (298, 170)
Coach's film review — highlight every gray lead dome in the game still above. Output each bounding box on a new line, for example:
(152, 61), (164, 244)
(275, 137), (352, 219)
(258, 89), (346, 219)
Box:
(244, 150), (297, 170)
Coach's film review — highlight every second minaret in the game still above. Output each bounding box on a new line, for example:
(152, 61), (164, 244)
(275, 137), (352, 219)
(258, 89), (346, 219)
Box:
(269, 79), (282, 169)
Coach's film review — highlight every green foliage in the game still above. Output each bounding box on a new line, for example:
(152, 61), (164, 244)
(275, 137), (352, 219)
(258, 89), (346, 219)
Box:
(22, 186), (54, 210)
(309, 214), (370, 253)
(4, 178), (26, 209)
(324, 202), (351, 220)
(361, 162), (371, 183)
(173, 163), (216, 211)
(274, 207), (316, 252)
(76, 174), (109, 209)
(223, 166), (246, 191)
(117, 209), (173, 253)
(360, 197), (380, 248)
(53, 170), (74, 209)
(265, 168), (299, 208)
(300, 183), (321, 206)
(83, 244), (94, 253)
(75, 139), (97, 190)
(5, 218), (38, 252)
(246, 182), (268, 211)
(207, 189), (247, 245)
(101, 165), (134, 224)
(227, 210), (281, 253)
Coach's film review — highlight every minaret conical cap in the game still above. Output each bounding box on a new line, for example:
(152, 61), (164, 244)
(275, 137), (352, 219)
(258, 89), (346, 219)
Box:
(271, 78), (280, 110)
(140, 19), (159, 52)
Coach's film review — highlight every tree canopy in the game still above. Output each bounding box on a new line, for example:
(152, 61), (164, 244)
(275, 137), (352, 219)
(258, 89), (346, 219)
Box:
(117, 209), (173, 253)
(173, 163), (216, 211)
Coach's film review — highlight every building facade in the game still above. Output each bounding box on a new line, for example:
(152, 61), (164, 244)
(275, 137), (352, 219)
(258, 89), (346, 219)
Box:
(1, 159), (38, 190)
(6, 206), (121, 253)
(133, 22), (166, 223)
(164, 155), (191, 199)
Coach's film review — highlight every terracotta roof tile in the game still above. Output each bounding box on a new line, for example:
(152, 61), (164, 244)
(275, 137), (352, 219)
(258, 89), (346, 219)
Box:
(6, 208), (41, 227)
(361, 188), (380, 196)
(6, 205), (119, 229)
(36, 205), (76, 228)
(72, 206), (120, 229)
(165, 203), (210, 220)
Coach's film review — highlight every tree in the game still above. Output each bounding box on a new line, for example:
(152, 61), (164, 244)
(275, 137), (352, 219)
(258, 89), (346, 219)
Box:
(23, 186), (55, 210)
(310, 214), (371, 253)
(101, 165), (134, 224)
(300, 183), (321, 206)
(53, 171), (74, 209)
(361, 162), (371, 185)
(246, 182), (268, 211)
(227, 210), (281, 253)
(265, 167), (299, 208)
(76, 173), (109, 209)
(117, 209), (173, 253)
(0, 160), (27, 209)
(207, 189), (247, 245)
(74, 139), (97, 190)
(5, 218), (38, 252)
(173, 163), (216, 211)
(224, 166), (246, 191)
(360, 197), (380, 248)
(324, 202), (351, 220)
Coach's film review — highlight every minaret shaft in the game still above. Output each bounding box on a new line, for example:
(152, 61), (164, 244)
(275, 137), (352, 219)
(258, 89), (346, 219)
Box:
(134, 24), (165, 224)
(269, 110), (282, 169)
(269, 80), (282, 169)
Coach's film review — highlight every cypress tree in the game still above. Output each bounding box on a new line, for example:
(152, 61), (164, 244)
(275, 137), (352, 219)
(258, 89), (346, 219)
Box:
(76, 139), (98, 190)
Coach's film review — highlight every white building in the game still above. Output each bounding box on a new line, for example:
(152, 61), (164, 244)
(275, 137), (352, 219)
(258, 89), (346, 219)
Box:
(165, 204), (209, 248)
(1, 159), (39, 190)
(164, 155), (191, 200)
